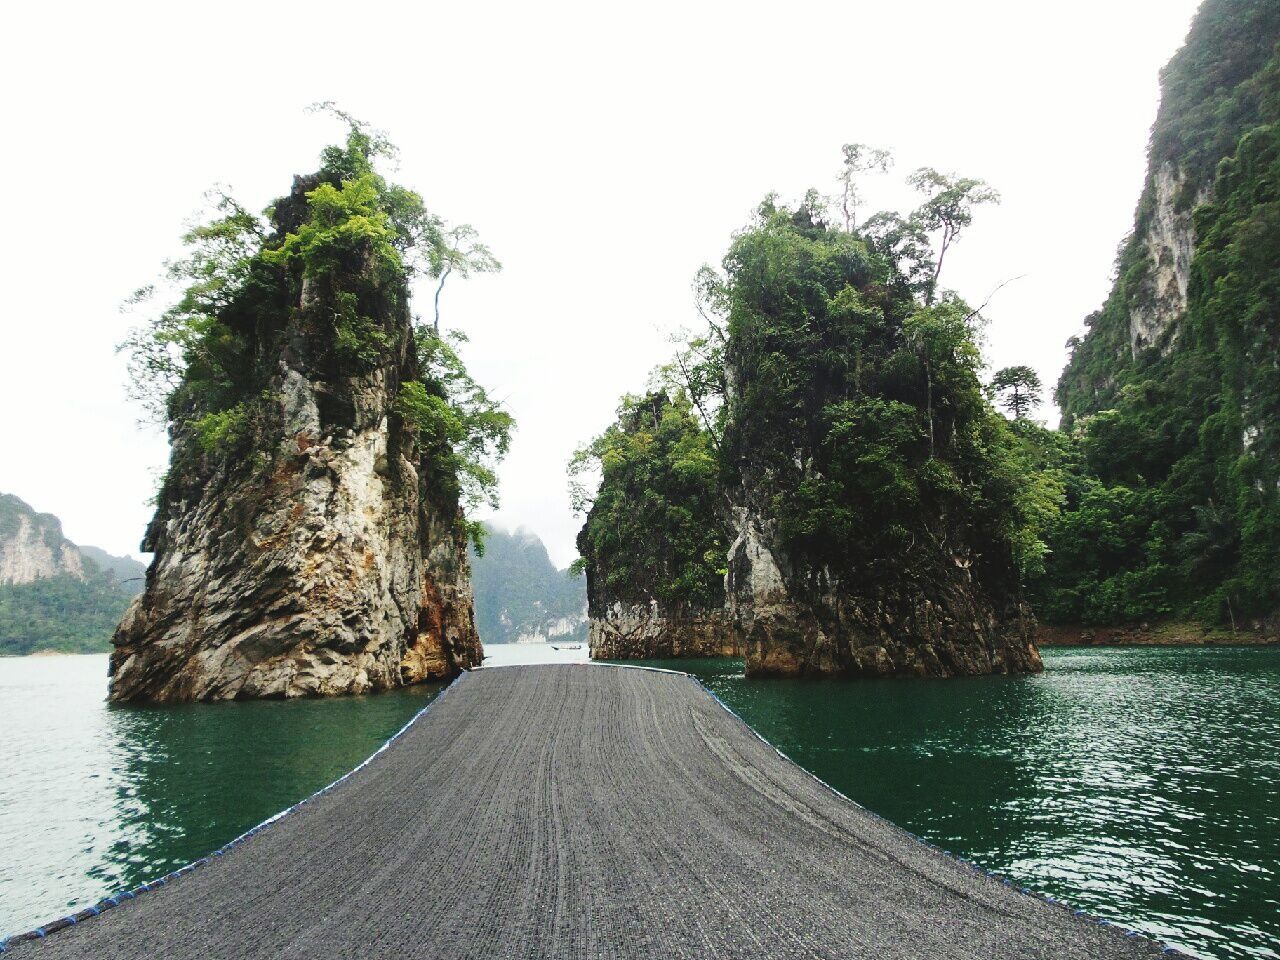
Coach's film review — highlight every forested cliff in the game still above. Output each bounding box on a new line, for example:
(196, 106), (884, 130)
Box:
(573, 155), (1046, 676)
(0, 494), (144, 655)
(572, 393), (740, 659)
(1038, 0), (1280, 628)
(111, 116), (510, 701)
(469, 524), (586, 645)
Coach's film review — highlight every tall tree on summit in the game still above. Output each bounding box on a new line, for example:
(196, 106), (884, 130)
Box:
(992, 366), (1043, 420)
(907, 168), (1000, 304)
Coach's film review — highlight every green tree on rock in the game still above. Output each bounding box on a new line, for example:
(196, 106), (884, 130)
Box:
(907, 168), (1000, 304)
(121, 109), (512, 548)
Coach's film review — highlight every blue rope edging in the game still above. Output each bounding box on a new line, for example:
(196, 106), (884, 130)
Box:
(0, 670), (471, 954)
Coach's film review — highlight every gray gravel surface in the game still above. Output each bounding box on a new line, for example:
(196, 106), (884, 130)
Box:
(9, 664), (1178, 959)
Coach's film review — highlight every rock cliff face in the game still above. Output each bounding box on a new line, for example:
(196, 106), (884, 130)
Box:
(585, 588), (740, 661)
(0, 494), (148, 655)
(726, 504), (1040, 679)
(586, 600), (739, 659)
(110, 172), (481, 702)
(1127, 163), (1210, 356)
(1040, 0), (1280, 627)
(0, 494), (85, 585)
(1058, 0), (1280, 420)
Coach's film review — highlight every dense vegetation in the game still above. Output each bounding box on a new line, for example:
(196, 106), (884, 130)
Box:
(0, 574), (135, 655)
(1149, 0), (1280, 179)
(570, 392), (728, 609)
(573, 153), (1057, 615)
(1058, 6), (1280, 402)
(123, 108), (511, 545)
(1039, 9), (1280, 627)
(0, 495), (145, 655)
(469, 524), (586, 644)
(716, 196), (1045, 582)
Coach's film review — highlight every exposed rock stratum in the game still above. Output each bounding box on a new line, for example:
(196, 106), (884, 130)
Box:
(110, 173), (481, 702)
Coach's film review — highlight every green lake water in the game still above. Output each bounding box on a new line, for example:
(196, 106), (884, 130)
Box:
(639, 647), (1280, 960)
(1, 647), (1277, 959)
(0, 655), (445, 939)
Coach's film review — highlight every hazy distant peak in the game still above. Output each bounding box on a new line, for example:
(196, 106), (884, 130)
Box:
(470, 524), (586, 644)
(79, 545), (147, 588)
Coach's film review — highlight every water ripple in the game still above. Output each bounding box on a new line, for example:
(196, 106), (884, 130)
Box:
(681, 646), (1280, 960)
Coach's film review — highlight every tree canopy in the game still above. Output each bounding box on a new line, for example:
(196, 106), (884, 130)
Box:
(992, 366), (1043, 420)
(570, 391), (727, 609)
(573, 146), (1052, 616)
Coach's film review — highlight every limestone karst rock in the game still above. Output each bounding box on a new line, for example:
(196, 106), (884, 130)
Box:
(585, 596), (740, 661)
(1042, 0), (1280, 627)
(110, 161), (482, 703)
(725, 505), (1041, 678)
(1058, 0), (1280, 398)
(716, 203), (1043, 679)
(0, 494), (144, 655)
(575, 392), (741, 660)
(0, 493), (86, 585)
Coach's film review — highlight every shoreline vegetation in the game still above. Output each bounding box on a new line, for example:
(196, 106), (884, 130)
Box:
(1037, 623), (1280, 647)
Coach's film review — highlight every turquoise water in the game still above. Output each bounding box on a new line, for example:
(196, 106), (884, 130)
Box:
(1, 648), (1276, 959)
(634, 647), (1280, 960)
(0, 655), (444, 937)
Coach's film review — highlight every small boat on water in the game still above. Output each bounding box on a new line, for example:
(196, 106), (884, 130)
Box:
(550, 644), (583, 651)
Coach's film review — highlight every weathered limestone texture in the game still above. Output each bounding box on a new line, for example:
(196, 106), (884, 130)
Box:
(587, 600), (740, 660)
(0, 496), (85, 585)
(1128, 163), (1211, 356)
(110, 174), (480, 703)
(726, 509), (1042, 679)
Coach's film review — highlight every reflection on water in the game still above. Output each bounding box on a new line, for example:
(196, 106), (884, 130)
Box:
(0, 655), (442, 935)
(651, 648), (1280, 960)
(2, 648), (1277, 960)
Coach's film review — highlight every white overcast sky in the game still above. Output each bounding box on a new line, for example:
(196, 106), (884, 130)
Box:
(0, 0), (1201, 568)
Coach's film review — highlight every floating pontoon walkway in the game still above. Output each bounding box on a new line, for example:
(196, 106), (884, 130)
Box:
(8, 665), (1179, 959)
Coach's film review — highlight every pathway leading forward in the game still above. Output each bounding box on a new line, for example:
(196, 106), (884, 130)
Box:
(8, 665), (1177, 959)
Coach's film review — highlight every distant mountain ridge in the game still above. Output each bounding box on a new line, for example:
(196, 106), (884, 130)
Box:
(79, 545), (147, 590)
(470, 524), (587, 645)
(0, 493), (146, 655)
